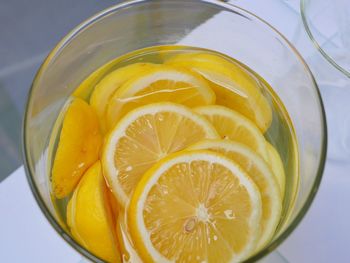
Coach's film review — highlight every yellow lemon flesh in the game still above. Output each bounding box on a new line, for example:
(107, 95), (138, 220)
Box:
(188, 140), (282, 250)
(106, 65), (215, 130)
(128, 151), (262, 263)
(51, 98), (102, 198)
(166, 52), (272, 132)
(195, 105), (269, 162)
(67, 161), (121, 263)
(102, 102), (219, 206)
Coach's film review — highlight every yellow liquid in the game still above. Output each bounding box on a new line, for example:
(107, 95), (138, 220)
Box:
(50, 45), (298, 262)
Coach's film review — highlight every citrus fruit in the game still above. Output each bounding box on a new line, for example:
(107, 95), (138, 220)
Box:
(195, 105), (269, 161)
(51, 98), (102, 198)
(67, 161), (121, 263)
(106, 65), (215, 129)
(107, 188), (120, 225)
(188, 140), (282, 250)
(102, 102), (219, 206)
(128, 150), (262, 263)
(266, 142), (286, 197)
(116, 215), (143, 263)
(89, 63), (156, 131)
(166, 52), (272, 132)
(72, 57), (144, 101)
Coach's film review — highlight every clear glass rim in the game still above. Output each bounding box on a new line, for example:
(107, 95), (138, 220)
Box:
(300, 0), (350, 78)
(22, 0), (327, 262)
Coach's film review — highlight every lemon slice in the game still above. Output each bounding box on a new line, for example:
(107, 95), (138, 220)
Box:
(90, 63), (156, 131)
(102, 102), (219, 206)
(128, 150), (262, 263)
(195, 105), (269, 161)
(51, 98), (102, 198)
(105, 65), (215, 130)
(266, 142), (286, 198)
(72, 57), (150, 101)
(188, 140), (282, 250)
(166, 52), (272, 132)
(67, 161), (121, 263)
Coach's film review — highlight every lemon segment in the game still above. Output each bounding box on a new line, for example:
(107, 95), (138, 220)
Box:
(188, 140), (282, 250)
(128, 151), (262, 263)
(106, 65), (215, 130)
(51, 98), (102, 198)
(195, 105), (269, 162)
(67, 162), (121, 263)
(102, 102), (219, 206)
(266, 142), (286, 198)
(166, 52), (272, 132)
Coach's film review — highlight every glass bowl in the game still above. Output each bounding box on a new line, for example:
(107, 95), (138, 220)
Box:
(23, 0), (327, 262)
(301, 0), (350, 77)
(301, 0), (350, 162)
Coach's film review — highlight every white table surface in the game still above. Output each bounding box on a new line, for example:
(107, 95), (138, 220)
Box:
(1, 0), (350, 262)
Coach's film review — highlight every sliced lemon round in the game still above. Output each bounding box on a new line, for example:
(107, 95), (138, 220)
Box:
(195, 105), (269, 161)
(72, 56), (148, 101)
(51, 98), (102, 198)
(90, 63), (156, 131)
(105, 65), (215, 130)
(166, 52), (272, 132)
(102, 102), (219, 206)
(188, 140), (282, 250)
(128, 150), (262, 263)
(67, 161), (121, 263)
(266, 142), (286, 198)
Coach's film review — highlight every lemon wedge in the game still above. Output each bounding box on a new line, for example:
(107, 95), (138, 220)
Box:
(51, 98), (102, 198)
(106, 65), (215, 130)
(128, 150), (262, 263)
(102, 102), (219, 206)
(166, 52), (272, 132)
(188, 140), (282, 250)
(67, 161), (121, 263)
